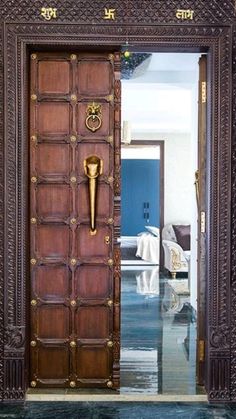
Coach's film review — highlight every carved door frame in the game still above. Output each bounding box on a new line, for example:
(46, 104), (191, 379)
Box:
(0, 3), (236, 402)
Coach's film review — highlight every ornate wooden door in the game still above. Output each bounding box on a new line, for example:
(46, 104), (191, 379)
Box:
(29, 52), (120, 389)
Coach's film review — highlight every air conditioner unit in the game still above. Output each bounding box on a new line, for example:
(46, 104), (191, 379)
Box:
(121, 120), (132, 144)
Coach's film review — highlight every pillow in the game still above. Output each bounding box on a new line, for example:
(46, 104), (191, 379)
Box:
(145, 226), (159, 237)
(172, 225), (190, 251)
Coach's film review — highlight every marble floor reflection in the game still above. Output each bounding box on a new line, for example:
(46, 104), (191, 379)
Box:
(120, 266), (205, 395)
(1, 402), (236, 419)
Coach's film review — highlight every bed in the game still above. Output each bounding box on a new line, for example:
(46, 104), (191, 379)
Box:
(119, 226), (160, 264)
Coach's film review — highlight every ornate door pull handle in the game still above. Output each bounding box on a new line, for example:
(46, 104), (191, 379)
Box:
(84, 155), (103, 234)
(85, 102), (102, 132)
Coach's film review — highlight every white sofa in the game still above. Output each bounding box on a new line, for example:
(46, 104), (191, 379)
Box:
(162, 224), (190, 279)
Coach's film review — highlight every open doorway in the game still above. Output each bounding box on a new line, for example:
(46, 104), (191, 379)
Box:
(120, 52), (206, 395)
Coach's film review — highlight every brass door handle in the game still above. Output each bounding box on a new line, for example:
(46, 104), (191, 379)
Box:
(84, 155), (103, 234)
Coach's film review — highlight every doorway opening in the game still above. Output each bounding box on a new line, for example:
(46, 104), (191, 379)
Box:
(120, 52), (206, 395)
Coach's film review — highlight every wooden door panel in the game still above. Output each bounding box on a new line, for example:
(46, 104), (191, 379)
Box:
(77, 226), (111, 258)
(36, 225), (70, 258)
(30, 51), (120, 389)
(37, 103), (70, 135)
(36, 346), (70, 380)
(75, 265), (111, 299)
(36, 144), (70, 176)
(78, 60), (112, 97)
(38, 61), (71, 94)
(77, 103), (111, 137)
(35, 306), (71, 339)
(33, 265), (70, 300)
(36, 185), (71, 220)
(76, 306), (110, 339)
(77, 346), (110, 380)
(77, 183), (111, 220)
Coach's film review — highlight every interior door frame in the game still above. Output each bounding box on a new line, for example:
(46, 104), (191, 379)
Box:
(0, 18), (234, 402)
(121, 140), (164, 268)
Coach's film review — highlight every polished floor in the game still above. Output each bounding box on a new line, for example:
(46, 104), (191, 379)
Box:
(1, 402), (236, 418)
(120, 267), (203, 395)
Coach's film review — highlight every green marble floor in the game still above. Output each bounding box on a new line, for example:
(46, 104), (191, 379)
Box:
(120, 267), (204, 395)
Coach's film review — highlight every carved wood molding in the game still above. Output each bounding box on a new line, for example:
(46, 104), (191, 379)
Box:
(0, 7), (235, 402)
(0, 0), (235, 24)
(0, 26), (4, 402)
(231, 23), (236, 401)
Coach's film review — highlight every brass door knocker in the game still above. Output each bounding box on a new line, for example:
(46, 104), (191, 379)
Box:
(85, 102), (102, 132)
(84, 155), (103, 234)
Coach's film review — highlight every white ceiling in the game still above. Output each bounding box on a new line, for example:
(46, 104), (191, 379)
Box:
(121, 53), (202, 134)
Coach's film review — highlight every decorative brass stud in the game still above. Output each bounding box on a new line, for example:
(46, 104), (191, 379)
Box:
(106, 94), (114, 102)
(31, 94), (37, 101)
(107, 340), (113, 348)
(107, 299), (113, 307)
(107, 380), (113, 388)
(70, 135), (77, 143)
(70, 381), (76, 388)
(70, 300), (77, 307)
(108, 54), (114, 61)
(70, 54), (77, 61)
(70, 176), (77, 183)
(70, 218), (77, 225)
(70, 94), (77, 102)
(31, 54), (37, 60)
(70, 341), (76, 348)
(31, 218), (37, 224)
(31, 176), (37, 183)
(30, 340), (37, 347)
(31, 381), (37, 388)
(108, 218), (114, 225)
(70, 258), (77, 266)
(108, 176), (114, 184)
(31, 299), (37, 306)
(30, 258), (37, 265)
(107, 136), (113, 144)
(31, 135), (37, 143)
(108, 259), (113, 266)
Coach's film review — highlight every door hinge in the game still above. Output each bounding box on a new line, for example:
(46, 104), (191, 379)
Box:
(199, 339), (205, 362)
(200, 211), (206, 233)
(202, 81), (207, 103)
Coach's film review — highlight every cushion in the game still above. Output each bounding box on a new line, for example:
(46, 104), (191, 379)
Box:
(145, 226), (159, 237)
(162, 224), (177, 242)
(172, 225), (190, 251)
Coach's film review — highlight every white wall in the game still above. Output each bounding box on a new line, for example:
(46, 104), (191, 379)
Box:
(164, 133), (192, 225)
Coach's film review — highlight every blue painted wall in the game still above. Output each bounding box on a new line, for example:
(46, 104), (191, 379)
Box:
(121, 159), (160, 235)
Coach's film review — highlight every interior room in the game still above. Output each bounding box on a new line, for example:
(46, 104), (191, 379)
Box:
(120, 52), (205, 394)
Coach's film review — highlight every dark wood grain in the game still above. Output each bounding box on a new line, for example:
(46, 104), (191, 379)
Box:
(30, 52), (118, 389)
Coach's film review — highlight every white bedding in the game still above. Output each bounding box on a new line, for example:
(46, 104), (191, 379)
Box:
(119, 236), (138, 248)
(136, 232), (160, 264)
